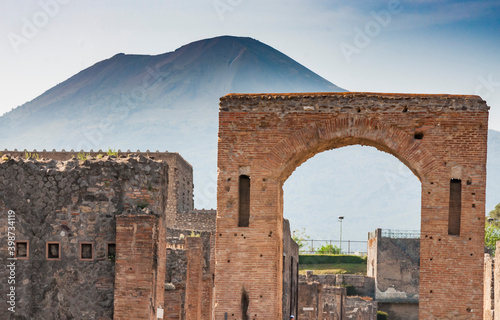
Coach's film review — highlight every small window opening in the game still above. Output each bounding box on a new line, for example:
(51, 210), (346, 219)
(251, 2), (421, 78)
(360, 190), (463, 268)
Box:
(448, 179), (462, 236)
(80, 242), (94, 260)
(46, 242), (60, 260)
(238, 175), (250, 227)
(414, 132), (424, 139)
(15, 241), (29, 259)
(107, 243), (116, 262)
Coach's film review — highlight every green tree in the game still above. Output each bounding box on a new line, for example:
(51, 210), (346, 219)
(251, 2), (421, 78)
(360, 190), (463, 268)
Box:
(485, 203), (500, 255)
(292, 228), (310, 253)
(489, 203), (500, 227)
(316, 244), (341, 255)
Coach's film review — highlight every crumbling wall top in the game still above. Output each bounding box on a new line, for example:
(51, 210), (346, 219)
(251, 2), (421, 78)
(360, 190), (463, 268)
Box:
(219, 92), (488, 113)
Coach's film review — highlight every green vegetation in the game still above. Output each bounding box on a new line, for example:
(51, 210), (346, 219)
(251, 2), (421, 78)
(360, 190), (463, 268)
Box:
(299, 253), (367, 275)
(107, 253), (116, 262)
(292, 228), (310, 252)
(76, 152), (90, 161)
(96, 153), (104, 159)
(316, 244), (341, 255)
(298, 262), (366, 275)
(485, 203), (500, 255)
(343, 284), (357, 296)
(299, 254), (366, 265)
(107, 148), (118, 157)
(24, 151), (40, 160)
(137, 201), (149, 209)
(377, 311), (388, 320)
(189, 231), (201, 237)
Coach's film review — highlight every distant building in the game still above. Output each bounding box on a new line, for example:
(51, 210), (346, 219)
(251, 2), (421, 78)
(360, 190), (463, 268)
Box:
(368, 228), (420, 320)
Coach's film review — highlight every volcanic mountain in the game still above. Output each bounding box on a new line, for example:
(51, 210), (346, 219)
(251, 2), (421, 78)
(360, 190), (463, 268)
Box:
(1, 35), (499, 241)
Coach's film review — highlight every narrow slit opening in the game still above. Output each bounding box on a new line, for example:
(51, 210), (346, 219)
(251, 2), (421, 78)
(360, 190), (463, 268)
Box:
(238, 175), (250, 227)
(448, 179), (462, 236)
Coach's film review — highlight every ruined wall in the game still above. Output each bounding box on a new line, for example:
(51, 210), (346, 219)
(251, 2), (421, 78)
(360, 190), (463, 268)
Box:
(495, 242), (500, 320)
(165, 248), (187, 320)
(368, 229), (420, 303)
(1, 149), (194, 225)
(185, 237), (204, 319)
(282, 219), (299, 319)
(367, 229), (419, 320)
(367, 230), (378, 279)
(172, 209), (216, 232)
(321, 286), (345, 320)
(164, 229), (215, 319)
(299, 273), (375, 299)
(297, 275), (376, 320)
(215, 92), (488, 319)
(114, 213), (166, 320)
(298, 281), (323, 319)
(0, 154), (168, 320)
(345, 297), (377, 320)
(378, 303), (419, 320)
(485, 253), (494, 320)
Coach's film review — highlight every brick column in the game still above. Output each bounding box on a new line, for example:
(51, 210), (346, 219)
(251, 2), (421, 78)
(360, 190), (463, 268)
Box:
(114, 214), (165, 320)
(485, 253), (494, 320)
(185, 236), (203, 320)
(495, 242), (500, 320)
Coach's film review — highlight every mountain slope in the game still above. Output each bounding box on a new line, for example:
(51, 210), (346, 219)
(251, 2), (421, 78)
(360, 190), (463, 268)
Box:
(1, 36), (499, 242)
(0, 35), (344, 210)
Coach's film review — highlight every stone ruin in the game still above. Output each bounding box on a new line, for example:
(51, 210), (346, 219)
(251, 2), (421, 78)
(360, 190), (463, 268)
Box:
(0, 90), (491, 319)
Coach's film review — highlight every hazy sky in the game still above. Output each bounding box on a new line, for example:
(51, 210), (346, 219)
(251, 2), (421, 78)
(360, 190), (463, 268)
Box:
(1, 0), (500, 130)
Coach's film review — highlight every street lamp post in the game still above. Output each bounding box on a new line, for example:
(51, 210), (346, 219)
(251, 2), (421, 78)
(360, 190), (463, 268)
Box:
(338, 216), (344, 254)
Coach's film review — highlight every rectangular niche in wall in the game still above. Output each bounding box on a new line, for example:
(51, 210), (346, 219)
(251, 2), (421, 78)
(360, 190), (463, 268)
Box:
(238, 175), (251, 227)
(448, 179), (462, 236)
(46, 242), (60, 260)
(107, 243), (116, 262)
(80, 242), (94, 261)
(15, 241), (29, 259)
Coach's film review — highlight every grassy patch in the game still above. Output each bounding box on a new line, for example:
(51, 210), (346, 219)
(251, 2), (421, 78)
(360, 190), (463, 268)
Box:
(299, 262), (367, 275)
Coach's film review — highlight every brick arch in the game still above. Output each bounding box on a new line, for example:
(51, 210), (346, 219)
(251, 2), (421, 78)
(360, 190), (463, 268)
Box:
(260, 116), (438, 183)
(214, 92), (489, 320)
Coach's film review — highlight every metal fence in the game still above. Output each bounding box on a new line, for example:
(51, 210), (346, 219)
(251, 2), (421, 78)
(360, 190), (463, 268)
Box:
(381, 229), (421, 239)
(298, 239), (367, 256)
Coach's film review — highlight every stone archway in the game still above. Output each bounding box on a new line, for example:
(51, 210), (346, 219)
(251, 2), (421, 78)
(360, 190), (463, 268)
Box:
(214, 92), (489, 319)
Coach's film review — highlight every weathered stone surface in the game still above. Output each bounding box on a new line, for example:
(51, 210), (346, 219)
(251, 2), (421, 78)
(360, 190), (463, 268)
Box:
(484, 253), (494, 320)
(0, 154), (170, 320)
(368, 229), (419, 303)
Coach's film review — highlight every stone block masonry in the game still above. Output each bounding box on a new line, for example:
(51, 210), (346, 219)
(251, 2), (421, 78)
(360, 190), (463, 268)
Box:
(0, 153), (170, 319)
(215, 92), (489, 319)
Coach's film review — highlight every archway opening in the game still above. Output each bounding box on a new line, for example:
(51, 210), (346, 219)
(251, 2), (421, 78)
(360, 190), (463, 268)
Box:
(282, 144), (421, 320)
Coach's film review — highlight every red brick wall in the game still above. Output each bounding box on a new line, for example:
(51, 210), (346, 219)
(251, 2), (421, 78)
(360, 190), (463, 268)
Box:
(114, 214), (165, 320)
(185, 236), (204, 320)
(215, 92), (489, 319)
(164, 289), (184, 319)
(201, 274), (214, 320)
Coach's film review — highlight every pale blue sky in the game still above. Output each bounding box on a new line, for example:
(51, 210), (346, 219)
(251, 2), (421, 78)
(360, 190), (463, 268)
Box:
(1, 0), (500, 129)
